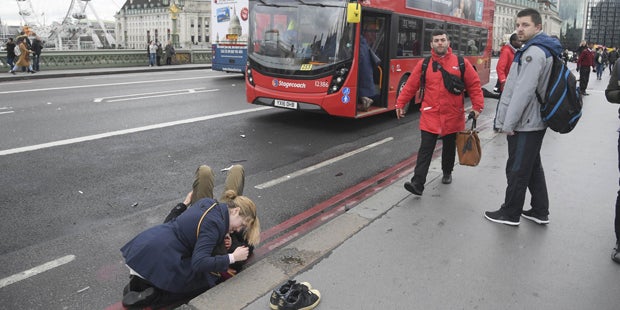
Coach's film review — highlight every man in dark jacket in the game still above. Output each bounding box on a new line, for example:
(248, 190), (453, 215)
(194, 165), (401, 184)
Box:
(605, 58), (620, 264)
(5, 38), (16, 68)
(577, 42), (595, 95)
(608, 48), (619, 75)
(31, 36), (43, 72)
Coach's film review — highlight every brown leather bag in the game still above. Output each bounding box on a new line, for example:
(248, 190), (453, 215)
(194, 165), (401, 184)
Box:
(456, 115), (481, 166)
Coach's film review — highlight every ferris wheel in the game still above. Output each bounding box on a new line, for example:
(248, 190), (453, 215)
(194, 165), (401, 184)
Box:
(15, 0), (116, 49)
(15, 0), (42, 30)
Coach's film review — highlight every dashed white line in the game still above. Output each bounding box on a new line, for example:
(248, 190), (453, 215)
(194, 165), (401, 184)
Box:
(0, 255), (76, 289)
(254, 137), (394, 189)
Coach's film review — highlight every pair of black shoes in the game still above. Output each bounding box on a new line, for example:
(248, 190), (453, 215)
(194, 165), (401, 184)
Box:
(269, 280), (321, 310)
(404, 173), (451, 196)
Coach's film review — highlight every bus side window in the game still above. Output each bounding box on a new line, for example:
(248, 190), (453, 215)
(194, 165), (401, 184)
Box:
(398, 16), (422, 57)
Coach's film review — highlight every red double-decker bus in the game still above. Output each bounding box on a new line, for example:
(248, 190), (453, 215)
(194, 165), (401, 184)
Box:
(245, 0), (494, 118)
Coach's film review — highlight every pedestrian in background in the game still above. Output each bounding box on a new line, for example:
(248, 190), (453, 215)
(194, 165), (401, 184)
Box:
(486, 8), (561, 226)
(148, 41), (157, 67)
(608, 48), (619, 75)
(395, 29), (484, 196)
(5, 38), (16, 69)
(595, 47), (607, 81)
(575, 40), (587, 72)
(165, 40), (175, 65)
(156, 41), (163, 66)
(9, 37), (35, 74)
(31, 35), (44, 72)
(577, 42), (595, 95)
(496, 33), (522, 94)
(605, 57), (620, 264)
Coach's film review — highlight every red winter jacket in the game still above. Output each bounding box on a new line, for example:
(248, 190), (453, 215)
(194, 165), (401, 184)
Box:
(496, 43), (516, 91)
(396, 48), (484, 136)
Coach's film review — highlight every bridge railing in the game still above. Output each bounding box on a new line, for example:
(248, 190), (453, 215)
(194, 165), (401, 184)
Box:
(0, 49), (211, 70)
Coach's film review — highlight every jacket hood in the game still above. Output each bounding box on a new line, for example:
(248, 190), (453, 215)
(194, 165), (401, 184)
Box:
(431, 47), (453, 60)
(518, 32), (563, 58)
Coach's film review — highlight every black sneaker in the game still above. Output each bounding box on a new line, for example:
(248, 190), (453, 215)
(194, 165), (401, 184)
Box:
(122, 287), (157, 307)
(441, 173), (452, 184)
(521, 209), (549, 224)
(279, 283), (321, 310)
(269, 280), (311, 310)
(484, 209), (520, 226)
(612, 245), (620, 264)
(404, 182), (423, 196)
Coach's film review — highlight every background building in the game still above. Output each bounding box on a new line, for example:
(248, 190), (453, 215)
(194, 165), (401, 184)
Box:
(558, 0), (587, 50)
(585, 0), (620, 48)
(115, 0), (210, 49)
(493, 0), (560, 53)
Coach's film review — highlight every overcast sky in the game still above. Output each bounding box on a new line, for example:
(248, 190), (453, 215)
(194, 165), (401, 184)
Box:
(0, 0), (123, 26)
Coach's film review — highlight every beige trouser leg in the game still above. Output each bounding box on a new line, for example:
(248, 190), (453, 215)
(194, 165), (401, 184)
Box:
(190, 165), (215, 205)
(220, 165), (245, 203)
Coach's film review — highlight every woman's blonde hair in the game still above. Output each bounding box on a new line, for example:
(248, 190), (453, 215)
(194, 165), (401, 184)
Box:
(222, 190), (261, 246)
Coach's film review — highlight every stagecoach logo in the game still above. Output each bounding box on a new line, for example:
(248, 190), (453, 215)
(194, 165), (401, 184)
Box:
(272, 79), (307, 89)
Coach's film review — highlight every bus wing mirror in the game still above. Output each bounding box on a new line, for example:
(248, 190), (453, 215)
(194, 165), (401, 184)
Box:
(347, 3), (361, 23)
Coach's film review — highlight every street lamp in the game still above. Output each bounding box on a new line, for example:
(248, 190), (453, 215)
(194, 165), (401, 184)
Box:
(170, 3), (180, 48)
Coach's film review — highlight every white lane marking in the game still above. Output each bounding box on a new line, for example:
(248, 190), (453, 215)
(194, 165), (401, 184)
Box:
(0, 107), (15, 115)
(0, 107), (272, 156)
(0, 74), (233, 95)
(93, 88), (212, 102)
(254, 137), (394, 189)
(82, 71), (180, 79)
(105, 89), (218, 103)
(0, 255), (75, 289)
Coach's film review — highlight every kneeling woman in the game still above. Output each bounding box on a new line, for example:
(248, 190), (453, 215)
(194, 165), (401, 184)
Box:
(120, 190), (260, 307)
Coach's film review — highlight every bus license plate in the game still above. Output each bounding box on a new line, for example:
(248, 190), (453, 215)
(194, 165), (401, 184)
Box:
(274, 99), (298, 109)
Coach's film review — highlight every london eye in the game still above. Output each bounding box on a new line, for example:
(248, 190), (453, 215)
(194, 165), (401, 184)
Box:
(15, 0), (117, 49)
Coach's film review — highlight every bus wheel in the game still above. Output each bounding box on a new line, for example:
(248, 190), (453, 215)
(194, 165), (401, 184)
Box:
(396, 76), (417, 114)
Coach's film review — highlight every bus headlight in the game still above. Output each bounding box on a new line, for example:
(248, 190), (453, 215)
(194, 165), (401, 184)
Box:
(246, 62), (255, 86)
(327, 67), (349, 94)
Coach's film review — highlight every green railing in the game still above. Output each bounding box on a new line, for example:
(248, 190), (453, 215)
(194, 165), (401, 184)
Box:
(0, 49), (211, 70)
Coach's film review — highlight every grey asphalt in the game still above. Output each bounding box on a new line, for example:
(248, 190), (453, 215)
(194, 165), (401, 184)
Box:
(190, 72), (620, 309)
(4, 64), (618, 309)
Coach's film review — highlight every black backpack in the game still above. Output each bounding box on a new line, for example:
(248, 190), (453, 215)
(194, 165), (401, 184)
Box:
(418, 55), (465, 101)
(528, 44), (583, 133)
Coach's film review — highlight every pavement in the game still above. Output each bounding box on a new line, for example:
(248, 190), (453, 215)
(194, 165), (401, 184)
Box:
(4, 64), (619, 309)
(189, 70), (620, 309)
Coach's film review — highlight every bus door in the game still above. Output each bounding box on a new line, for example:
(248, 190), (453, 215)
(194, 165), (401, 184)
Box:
(358, 12), (390, 113)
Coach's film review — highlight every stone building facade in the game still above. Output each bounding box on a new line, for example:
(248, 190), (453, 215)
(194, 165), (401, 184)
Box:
(115, 0), (210, 49)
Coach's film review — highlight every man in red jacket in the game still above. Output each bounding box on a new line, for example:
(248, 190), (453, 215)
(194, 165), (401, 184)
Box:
(395, 29), (484, 196)
(496, 33), (522, 93)
(577, 41), (595, 95)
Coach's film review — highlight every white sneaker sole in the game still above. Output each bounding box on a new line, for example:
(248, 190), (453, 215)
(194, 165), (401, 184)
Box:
(521, 214), (549, 224)
(484, 214), (520, 226)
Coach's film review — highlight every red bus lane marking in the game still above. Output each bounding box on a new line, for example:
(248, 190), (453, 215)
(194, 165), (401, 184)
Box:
(249, 147), (431, 262)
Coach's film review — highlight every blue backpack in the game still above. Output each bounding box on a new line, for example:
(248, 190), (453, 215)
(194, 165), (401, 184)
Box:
(529, 44), (583, 133)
